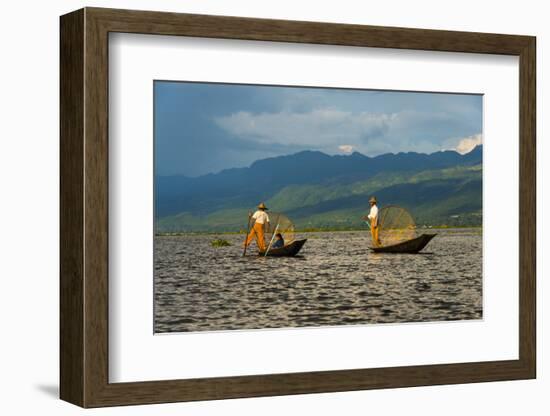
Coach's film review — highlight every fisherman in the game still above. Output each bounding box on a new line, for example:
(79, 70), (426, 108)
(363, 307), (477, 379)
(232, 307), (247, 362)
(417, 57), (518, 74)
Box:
(271, 233), (285, 249)
(244, 202), (270, 251)
(365, 196), (382, 247)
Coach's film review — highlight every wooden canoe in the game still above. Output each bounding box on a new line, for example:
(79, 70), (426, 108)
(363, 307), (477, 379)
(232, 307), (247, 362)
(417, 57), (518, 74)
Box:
(259, 239), (307, 257)
(369, 233), (436, 254)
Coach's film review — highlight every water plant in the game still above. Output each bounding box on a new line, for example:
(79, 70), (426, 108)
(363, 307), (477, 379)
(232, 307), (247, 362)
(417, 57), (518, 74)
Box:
(211, 239), (231, 247)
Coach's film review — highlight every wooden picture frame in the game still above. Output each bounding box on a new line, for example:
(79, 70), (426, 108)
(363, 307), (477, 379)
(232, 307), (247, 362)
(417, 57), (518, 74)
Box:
(60, 7), (536, 408)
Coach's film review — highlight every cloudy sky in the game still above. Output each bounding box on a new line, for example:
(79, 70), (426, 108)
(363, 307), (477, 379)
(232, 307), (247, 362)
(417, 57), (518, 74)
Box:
(154, 81), (482, 177)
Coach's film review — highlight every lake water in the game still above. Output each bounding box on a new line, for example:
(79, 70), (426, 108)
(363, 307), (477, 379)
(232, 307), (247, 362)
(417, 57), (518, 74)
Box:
(154, 229), (482, 333)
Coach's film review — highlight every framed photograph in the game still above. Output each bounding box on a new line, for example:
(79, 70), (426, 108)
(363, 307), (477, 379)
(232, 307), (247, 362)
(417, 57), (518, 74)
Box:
(60, 7), (536, 408)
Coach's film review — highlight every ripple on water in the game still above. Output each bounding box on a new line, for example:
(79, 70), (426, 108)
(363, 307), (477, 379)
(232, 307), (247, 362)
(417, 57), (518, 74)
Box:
(154, 229), (482, 333)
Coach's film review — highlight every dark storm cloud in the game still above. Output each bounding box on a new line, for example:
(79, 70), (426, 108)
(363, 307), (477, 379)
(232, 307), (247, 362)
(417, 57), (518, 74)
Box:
(155, 81), (482, 177)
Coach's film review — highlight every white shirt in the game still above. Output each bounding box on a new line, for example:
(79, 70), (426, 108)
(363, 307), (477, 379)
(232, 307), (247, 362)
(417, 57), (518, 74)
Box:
(367, 205), (379, 226)
(252, 210), (270, 225)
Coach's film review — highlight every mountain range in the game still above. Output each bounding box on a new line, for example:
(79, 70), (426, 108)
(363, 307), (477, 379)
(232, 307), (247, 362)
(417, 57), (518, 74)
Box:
(156, 145), (482, 232)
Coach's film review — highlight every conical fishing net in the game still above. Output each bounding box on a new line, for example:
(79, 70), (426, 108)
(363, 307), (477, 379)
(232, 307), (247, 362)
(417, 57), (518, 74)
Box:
(265, 212), (295, 248)
(377, 205), (416, 246)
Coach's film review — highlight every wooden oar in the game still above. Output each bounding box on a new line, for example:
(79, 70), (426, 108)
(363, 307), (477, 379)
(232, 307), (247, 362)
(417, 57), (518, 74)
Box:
(264, 224), (280, 257)
(362, 215), (371, 230)
(242, 213), (253, 257)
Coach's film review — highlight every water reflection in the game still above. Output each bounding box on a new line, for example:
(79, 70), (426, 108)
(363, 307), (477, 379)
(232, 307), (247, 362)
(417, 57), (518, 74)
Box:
(154, 229), (482, 333)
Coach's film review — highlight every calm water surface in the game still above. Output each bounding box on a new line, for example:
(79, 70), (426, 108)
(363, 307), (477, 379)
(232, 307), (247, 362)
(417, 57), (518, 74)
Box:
(154, 229), (482, 333)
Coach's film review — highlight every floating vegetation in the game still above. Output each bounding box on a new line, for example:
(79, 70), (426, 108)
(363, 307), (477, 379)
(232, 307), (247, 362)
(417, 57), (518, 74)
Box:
(211, 239), (231, 247)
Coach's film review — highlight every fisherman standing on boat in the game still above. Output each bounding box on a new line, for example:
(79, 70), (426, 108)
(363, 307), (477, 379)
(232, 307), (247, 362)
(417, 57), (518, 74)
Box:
(365, 196), (382, 247)
(244, 202), (270, 251)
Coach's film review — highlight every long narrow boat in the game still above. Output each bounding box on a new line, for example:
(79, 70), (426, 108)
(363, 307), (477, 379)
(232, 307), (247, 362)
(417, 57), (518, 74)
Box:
(369, 233), (436, 254)
(259, 239), (307, 257)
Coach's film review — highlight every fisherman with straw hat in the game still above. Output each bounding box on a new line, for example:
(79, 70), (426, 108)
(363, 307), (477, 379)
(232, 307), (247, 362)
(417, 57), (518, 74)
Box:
(244, 202), (270, 251)
(365, 196), (382, 247)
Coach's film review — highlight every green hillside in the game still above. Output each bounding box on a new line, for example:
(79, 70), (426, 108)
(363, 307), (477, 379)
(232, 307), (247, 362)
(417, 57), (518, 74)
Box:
(157, 164), (482, 232)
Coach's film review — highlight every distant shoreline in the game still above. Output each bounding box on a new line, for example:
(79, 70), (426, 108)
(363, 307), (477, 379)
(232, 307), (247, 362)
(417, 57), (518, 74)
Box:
(155, 224), (482, 236)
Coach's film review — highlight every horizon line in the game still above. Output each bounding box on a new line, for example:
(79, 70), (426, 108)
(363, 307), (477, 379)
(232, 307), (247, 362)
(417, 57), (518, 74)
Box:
(157, 144), (482, 179)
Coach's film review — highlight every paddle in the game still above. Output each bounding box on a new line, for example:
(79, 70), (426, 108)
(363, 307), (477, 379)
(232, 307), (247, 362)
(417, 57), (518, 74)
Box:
(362, 215), (371, 230)
(242, 213), (253, 257)
(264, 224), (280, 257)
